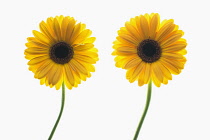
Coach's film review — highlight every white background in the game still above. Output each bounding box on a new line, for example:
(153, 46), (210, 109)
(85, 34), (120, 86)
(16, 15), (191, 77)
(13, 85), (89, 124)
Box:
(0, 0), (209, 140)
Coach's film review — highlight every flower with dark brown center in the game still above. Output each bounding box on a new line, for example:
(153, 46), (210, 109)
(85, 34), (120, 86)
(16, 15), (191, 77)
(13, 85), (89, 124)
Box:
(112, 13), (187, 87)
(50, 42), (74, 64)
(25, 15), (98, 90)
(137, 39), (161, 63)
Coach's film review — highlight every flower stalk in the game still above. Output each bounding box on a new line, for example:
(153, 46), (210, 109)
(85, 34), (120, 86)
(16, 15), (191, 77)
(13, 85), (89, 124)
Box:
(133, 80), (152, 140)
(48, 83), (65, 140)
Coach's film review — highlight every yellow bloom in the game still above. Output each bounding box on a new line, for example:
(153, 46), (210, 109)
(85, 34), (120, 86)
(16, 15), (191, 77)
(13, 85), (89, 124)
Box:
(112, 13), (187, 87)
(25, 15), (98, 90)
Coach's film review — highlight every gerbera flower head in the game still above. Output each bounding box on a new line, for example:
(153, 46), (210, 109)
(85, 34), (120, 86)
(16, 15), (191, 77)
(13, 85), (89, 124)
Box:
(112, 13), (187, 87)
(25, 15), (98, 90)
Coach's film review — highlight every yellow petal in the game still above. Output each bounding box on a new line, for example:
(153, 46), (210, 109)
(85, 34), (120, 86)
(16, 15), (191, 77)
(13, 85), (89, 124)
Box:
(73, 29), (92, 44)
(70, 59), (88, 75)
(124, 57), (141, 69)
(69, 23), (85, 44)
(143, 63), (151, 83)
(32, 30), (51, 45)
(162, 52), (184, 60)
(162, 41), (186, 52)
(163, 78), (168, 85)
(129, 61), (144, 83)
(53, 18), (61, 41)
(126, 66), (136, 80)
(61, 17), (70, 40)
(64, 76), (73, 90)
(160, 58), (180, 75)
(26, 38), (50, 48)
(73, 43), (94, 51)
(64, 64), (75, 86)
(117, 36), (137, 47)
(118, 34), (139, 45)
(158, 61), (172, 80)
(114, 51), (136, 56)
(52, 65), (62, 85)
(140, 15), (149, 39)
(115, 56), (128, 68)
(39, 21), (55, 43)
(116, 46), (137, 53)
(161, 31), (184, 47)
(155, 19), (174, 41)
(135, 16), (145, 40)
(25, 47), (48, 55)
(149, 13), (160, 39)
(74, 54), (97, 64)
(151, 71), (161, 87)
(125, 21), (142, 41)
(28, 55), (49, 65)
(84, 37), (96, 44)
(36, 61), (54, 79)
(65, 18), (76, 43)
(152, 62), (164, 83)
(55, 77), (63, 90)
(46, 17), (57, 40)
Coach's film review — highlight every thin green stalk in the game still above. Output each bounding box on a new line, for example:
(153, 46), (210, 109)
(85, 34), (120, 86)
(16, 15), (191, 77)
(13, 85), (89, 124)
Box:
(48, 83), (65, 140)
(133, 80), (152, 140)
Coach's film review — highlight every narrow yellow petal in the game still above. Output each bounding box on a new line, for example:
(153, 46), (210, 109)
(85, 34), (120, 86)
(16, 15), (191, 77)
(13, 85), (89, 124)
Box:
(39, 21), (55, 43)
(73, 29), (92, 44)
(28, 55), (49, 65)
(125, 21), (142, 41)
(69, 23), (84, 44)
(158, 61), (172, 80)
(161, 31), (184, 47)
(52, 65), (62, 85)
(151, 71), (161, 87)
(160, 58), (180, 75)
(155, 19), (174, 41)
(60, 17), (70, 40)
(53, 18), (61, 41)
(65, 18), (76, 43)
(55, 75), (63, 90)
(129, 61), (144, 83)
(64, 64), (75, 86)
(118, 34), (139, 45)
(25, 47), (48, 55)
(64, 76), (73, 90)
(73, 43), (94, 51)
(70, 59), (88, 75)
(140, 15), (149, 38)
(46, 17), (57, 40)
(162, 52), (184, 60)
(135, 16), (145, 40)
(36, 62), (54, 79)
(26, 38), (50, 48)
(143, 63), (151, 83)
(84, 37), (96, 43)
(152, 62), (164, 83)
(162, 41), (186, 52)
(124, 57), (141, 69)
(117, 36), (137, 47)
(116, 46), (137, 53)
(149, 13), (160, 39)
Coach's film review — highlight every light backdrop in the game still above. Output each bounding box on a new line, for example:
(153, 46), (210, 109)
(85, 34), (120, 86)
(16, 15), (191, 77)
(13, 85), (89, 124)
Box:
(0, 0), (209, 139)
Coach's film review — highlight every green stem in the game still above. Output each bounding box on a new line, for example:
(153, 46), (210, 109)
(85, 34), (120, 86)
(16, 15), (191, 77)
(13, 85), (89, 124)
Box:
(133, 80), (152, 140)
(48, 83), (65, 140)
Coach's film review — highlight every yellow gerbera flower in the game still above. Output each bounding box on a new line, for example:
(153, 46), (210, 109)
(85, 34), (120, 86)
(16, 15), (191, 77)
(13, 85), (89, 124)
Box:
(112, 13), (187, 87)
(25, 15), (98, 90)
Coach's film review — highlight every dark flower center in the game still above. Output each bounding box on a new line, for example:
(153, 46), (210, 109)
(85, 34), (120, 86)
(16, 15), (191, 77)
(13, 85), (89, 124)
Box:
(50, 42), (74, 64)
(137, 39), (161, 63)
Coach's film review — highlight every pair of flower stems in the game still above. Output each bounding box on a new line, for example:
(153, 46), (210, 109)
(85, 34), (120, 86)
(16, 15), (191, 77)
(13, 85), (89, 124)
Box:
(25, 13), (187, 140)
(48, 81), (152, 140)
